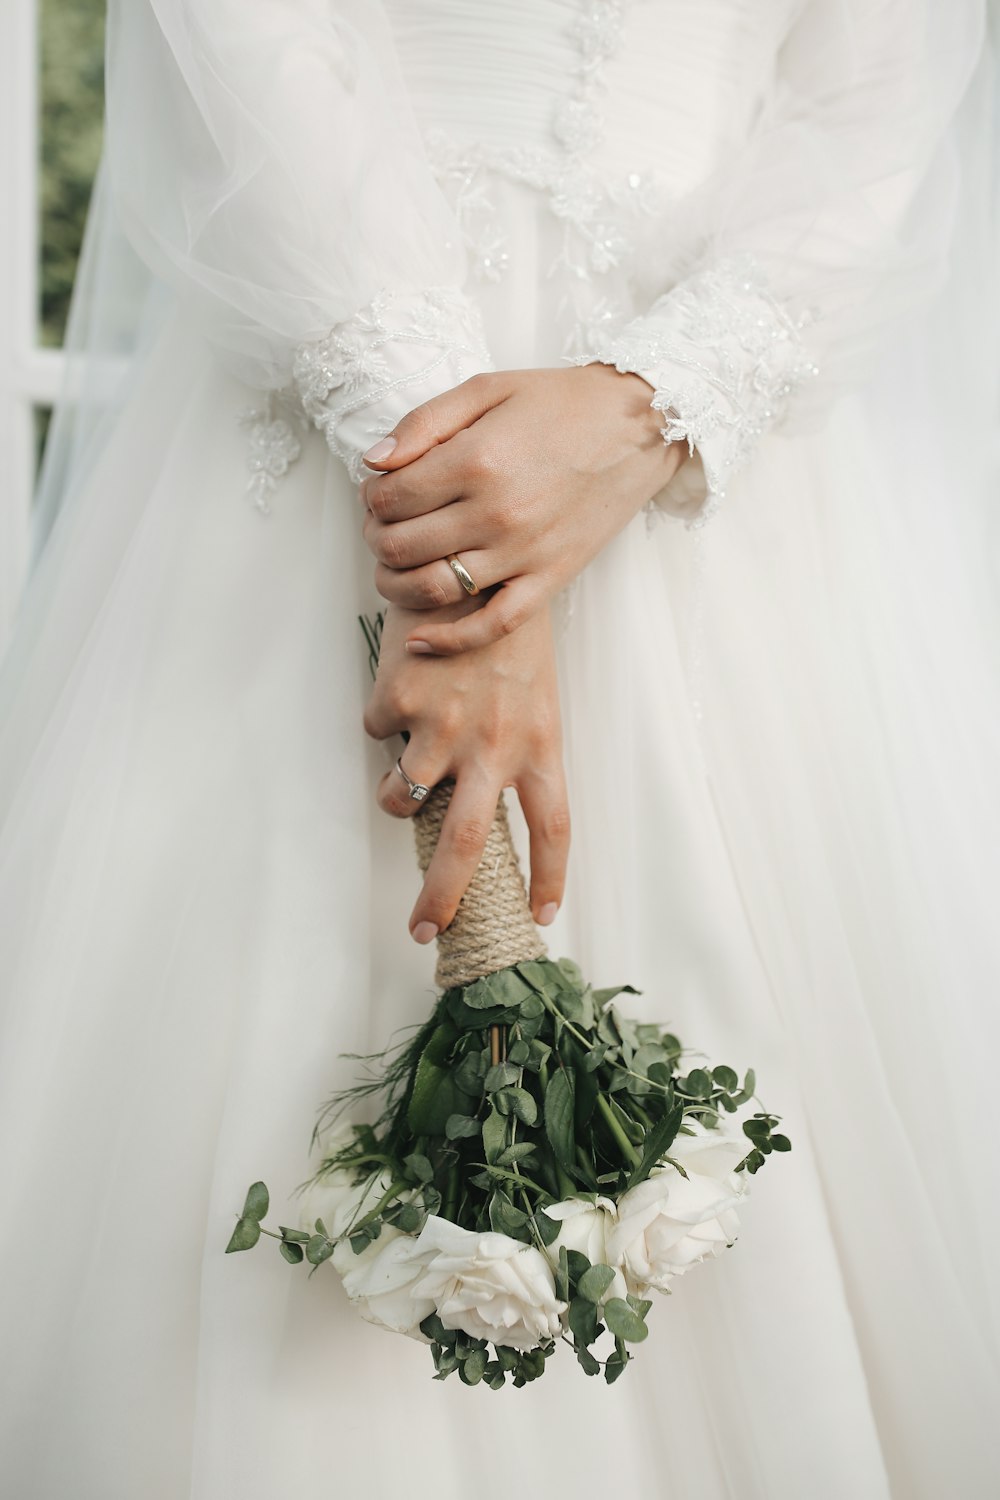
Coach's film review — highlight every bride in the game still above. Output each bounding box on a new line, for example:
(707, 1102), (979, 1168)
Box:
(2, 1), (999, 1495)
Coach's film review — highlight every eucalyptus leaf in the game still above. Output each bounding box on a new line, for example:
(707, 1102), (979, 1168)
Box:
(241, 1182), (269, 1223)
(568, 1296), (599, 1348)
(225, 1217), (261, 1254)
(403, 1152), (434, 1183)
(603, 1297), (649, 1343)
(445, 1114), (481, 1140)
(577, 1263), (616, 1304)
(576, 1344), (601, 1377)
(279, 1240), (304, 1265)
(306, 1234), (334, 1266)
(485, 1062), (521, 1092)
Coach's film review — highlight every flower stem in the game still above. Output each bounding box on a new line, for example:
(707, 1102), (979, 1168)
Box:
(596, 1094), (640, 1168)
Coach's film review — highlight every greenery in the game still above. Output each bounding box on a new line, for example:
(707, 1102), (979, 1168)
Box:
(227, 956), (790, 1388)
(39, 0), (106, 348)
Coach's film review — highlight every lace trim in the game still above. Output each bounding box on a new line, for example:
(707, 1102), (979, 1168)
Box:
(291, 287), (492, 482)
(575, 258), (819, 529)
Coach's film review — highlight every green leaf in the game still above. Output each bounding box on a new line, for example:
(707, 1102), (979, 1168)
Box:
(626, 1100), (684, 1190)
(535, 1210), (561, 1249)
(577, 1263), (616, 1304)
(495, 1142), (539, 1169)
(770, 1133), (792, 1151)
(445, 1114), (481, 1140)
(464, 969), (535, 1011)
(497, 1086), (538, 1126)
(407, 1022), (462, 1135)
(603, 1297), (649, 1343)
(743, 1117), (771, 1142)
(489, 1191), (529, 1236)
(461, 1347), (488, 1385)
(279, 1240), (304, 1264)
(306, 1234), (334, 1266)
(518, 995), (545, 1021)
(225, 1217), (261, 1253)
(544, 1067), (576, 1173)
(604, 1352), (628, 1385)
(485, 1062), (521, 1092)
(241, 1182), (269, 1223)
(682, 1068), (713, 1098)
(567, 1296), (599, 1348)
(507, 1039), (530, 1066)
(626, 1294), (653, 1319)
(712, 1064), (739, 1091)
(577, 1344), (601, 1376)
(395, 1203), (425, 1233)
(555, 1245), (570, 1303)
(403, 1152), (434, 1183)
(565, 1249), (592, 1286)
(277, 1226), (311, 1244)
(482, 1106), (508, 1165)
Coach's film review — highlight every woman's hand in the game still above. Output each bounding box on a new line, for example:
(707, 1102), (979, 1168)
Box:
(364, 600), (570, 943)
(358, 366), (689, 654)
(358, 365), (687, 656)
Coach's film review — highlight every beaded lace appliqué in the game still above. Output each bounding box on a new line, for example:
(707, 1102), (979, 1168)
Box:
(291, 287), (491, 483)
(576, 258), (819, 529)
(425, 0), (659, 295)
(238, 394), (306, 515)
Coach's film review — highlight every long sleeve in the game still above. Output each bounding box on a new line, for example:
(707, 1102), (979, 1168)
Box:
(104, 0), (492, 483)
(577, 0), (985, 527)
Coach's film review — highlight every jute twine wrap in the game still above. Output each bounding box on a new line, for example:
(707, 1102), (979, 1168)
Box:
(413, 781), (546, 989)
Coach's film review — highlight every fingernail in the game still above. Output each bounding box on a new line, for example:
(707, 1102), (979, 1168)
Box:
(537, 902), (559, 927)
(363, 435), (397, 465)
(406, 640), (434, 654)
(412, 921), (439, 945)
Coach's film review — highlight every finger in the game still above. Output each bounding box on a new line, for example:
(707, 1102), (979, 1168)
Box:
(363, 689), (407, 742)
(361, 372), (511, 471)
(516, 763), (571, 926)
(374, 551), (497, 609)
(409, 772), (500, 940)
(363, 506), (482, 573)
(359, 443), (464, 524)
(376, 744), (450, 822)
(404, 578), (543, 656)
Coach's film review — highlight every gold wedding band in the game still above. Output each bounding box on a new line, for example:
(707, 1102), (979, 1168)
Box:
(446, 553), (481, 597)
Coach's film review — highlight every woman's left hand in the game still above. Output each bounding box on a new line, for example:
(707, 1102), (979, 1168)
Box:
(358, 365), (687, 656)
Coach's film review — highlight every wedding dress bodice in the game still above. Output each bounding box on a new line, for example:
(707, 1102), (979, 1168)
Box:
(104, 0), (982, 520)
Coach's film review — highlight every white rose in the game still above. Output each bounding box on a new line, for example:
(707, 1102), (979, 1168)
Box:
(297, 1144), (438, 1328)
(408, 1217), (568, 1352)
(543, 1197), (628, 1302)
(606, 1119), (749, 1293)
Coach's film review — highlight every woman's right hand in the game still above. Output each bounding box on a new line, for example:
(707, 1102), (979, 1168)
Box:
(363, 600), (570, 943)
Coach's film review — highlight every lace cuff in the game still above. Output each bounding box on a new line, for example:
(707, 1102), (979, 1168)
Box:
(575, 260), (817, 528)
(292, 287), (493, 482)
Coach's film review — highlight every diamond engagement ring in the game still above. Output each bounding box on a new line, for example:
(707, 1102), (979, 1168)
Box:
(395, 756), (430, 802)
(445, 553), (481, 597)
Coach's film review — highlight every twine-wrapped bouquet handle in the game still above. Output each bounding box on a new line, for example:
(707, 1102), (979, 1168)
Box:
(413, 781), (546, 989)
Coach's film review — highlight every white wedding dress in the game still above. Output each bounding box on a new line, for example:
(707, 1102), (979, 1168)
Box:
(2, 2), (999, 1495)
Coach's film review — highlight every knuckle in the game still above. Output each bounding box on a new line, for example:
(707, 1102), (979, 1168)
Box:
(375, 529), (405, 568)
(373, 564), (404, 603)
(418, 572), (452, 608)
(401, 402), (437, 446)
(544, 803), (572, 845)
(447, 817), (490, 860)
(366, 480), (396, 522)
(420, 892), (458, 928)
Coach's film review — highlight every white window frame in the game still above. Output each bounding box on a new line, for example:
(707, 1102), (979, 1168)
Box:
(0, 0), (72, 652)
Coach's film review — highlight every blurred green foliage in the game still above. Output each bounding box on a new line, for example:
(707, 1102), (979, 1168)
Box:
(39, 0), (106, 347)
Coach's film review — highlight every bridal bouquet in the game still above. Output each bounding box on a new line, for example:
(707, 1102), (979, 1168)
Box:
(227, 780), (790, 1389)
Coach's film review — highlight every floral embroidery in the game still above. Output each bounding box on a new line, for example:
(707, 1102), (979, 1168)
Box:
(238, 394), (306, 514)
(575, 258), (819, 528)
(291, 288), (491, 482)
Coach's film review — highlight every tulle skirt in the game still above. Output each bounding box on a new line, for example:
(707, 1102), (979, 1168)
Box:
(2, 248), (1000, 1495)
